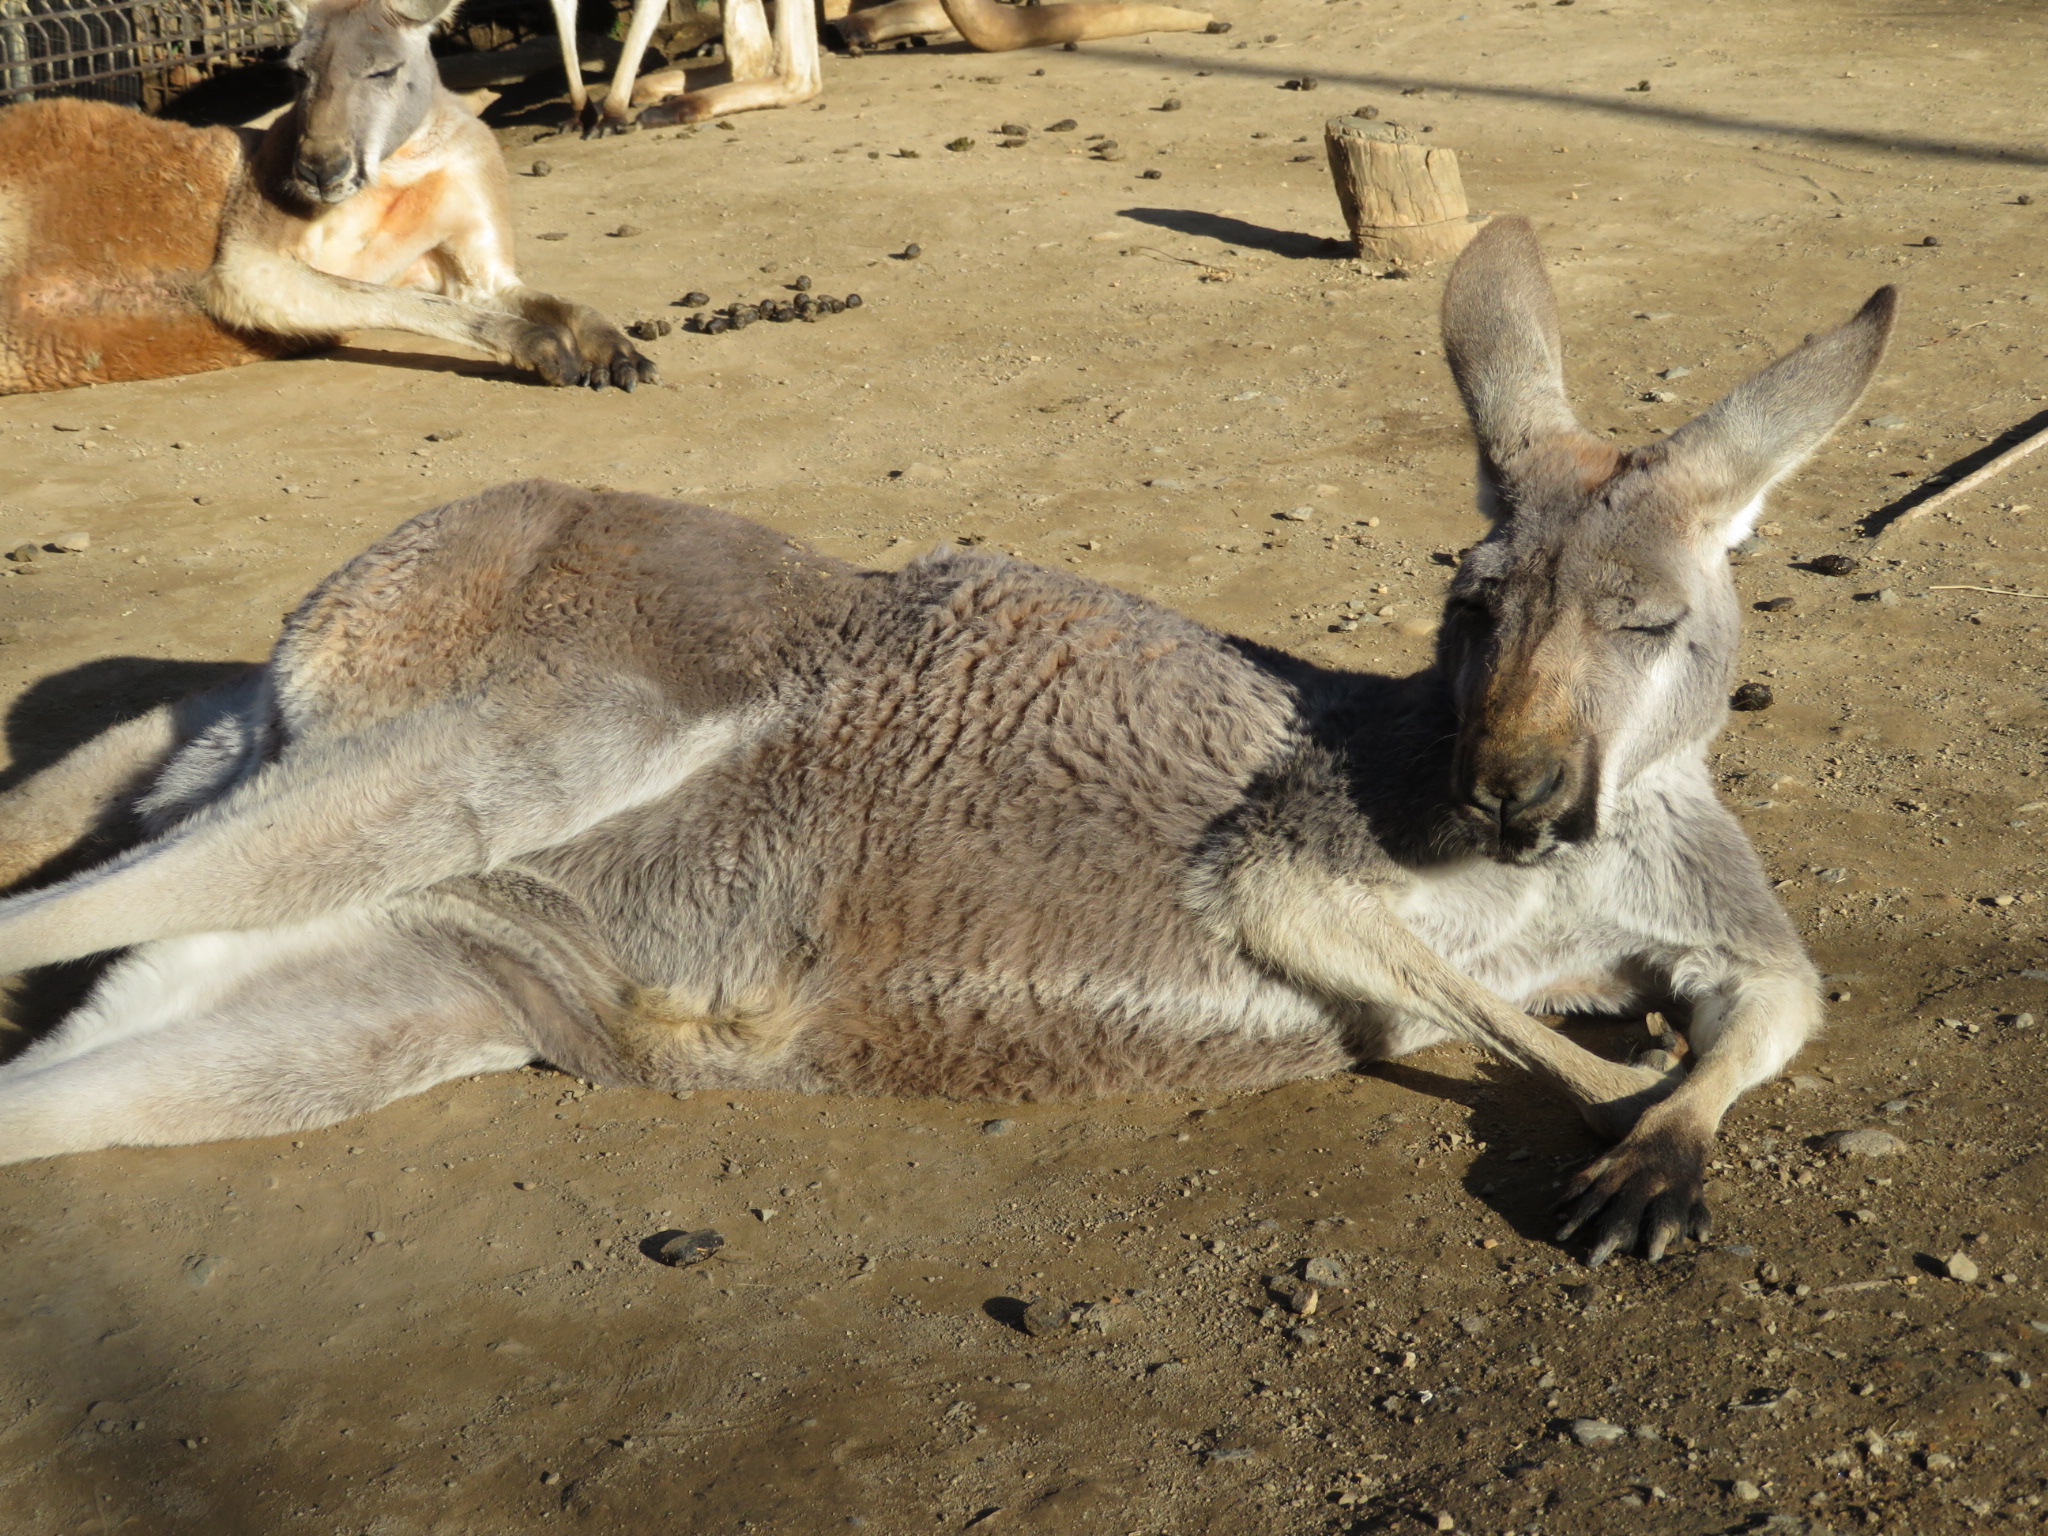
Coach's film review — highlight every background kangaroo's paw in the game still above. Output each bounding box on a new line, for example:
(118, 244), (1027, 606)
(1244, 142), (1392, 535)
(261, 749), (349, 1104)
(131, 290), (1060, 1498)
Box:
(508, 321), (585, 386)
(574, 324), (659, 392)
(1556, 1107), (1714, 1266)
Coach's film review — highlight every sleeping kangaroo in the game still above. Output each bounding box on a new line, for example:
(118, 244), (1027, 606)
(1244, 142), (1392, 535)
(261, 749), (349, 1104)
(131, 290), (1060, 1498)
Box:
(0, 220), (1895, 1265)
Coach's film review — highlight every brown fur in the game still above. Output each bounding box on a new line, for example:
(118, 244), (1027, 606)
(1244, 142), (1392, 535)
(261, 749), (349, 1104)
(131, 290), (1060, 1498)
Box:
(0, 101), (297, 394)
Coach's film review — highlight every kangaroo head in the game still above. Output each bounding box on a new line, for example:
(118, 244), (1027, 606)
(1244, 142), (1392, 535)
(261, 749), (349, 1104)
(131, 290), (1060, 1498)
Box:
(285, 0), (457, 204)
(1432, 216), (1896, 864)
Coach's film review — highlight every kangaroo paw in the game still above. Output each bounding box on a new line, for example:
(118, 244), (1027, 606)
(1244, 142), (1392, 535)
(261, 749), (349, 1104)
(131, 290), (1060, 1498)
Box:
(1556, 1106), (1714, 1266)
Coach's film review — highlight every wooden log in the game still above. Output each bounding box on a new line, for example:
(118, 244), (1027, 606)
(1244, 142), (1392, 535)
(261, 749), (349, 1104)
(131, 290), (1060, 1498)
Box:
(1324, 116), (1486, 265)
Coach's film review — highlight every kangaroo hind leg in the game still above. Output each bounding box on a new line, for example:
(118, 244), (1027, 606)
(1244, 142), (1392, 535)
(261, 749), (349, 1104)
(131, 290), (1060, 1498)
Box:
(0, 907), (536, 1166)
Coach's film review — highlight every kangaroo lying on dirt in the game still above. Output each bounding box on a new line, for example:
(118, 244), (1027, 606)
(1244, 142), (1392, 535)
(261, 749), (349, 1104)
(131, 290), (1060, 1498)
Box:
(0, 220), (1894, 1264)
(0, 0), (653, 395)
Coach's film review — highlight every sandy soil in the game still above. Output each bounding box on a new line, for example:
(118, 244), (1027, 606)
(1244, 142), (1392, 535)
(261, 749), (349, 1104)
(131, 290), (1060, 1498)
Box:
(4, 1), (2047, 1531)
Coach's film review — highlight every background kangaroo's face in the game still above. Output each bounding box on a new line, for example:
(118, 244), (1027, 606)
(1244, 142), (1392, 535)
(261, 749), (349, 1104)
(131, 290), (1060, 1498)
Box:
(1432, 217), (1897, 864)
(286, 0), (454, 204)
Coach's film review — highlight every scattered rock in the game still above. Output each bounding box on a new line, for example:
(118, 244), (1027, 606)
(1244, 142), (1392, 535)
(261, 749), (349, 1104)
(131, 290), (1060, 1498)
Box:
(1730, 682), (1774, 712)
(1046, 119), (1078, 132)
(1874, 587), (1900, 606)
(1756, 596), (1795, 612)
(1020, 1298), (1071, 1337)
(1158, 96), (1184, 110)
(652, 1229), (725, 1267)
(982, 1117), (1014, 1136)
(999, 122), (1028, 137)
(1866, 415), (1908, 429)
(1943, 1252), (1980, 1284)
(1730, 1479), (1762, 1501)
(49, 530), (90, 552)
(7, 543), (38, 563)
(1818, 1127), (1904, 1158)
(899, 243), (922, 259)
(528, 159), (553, 176)
(1278, 506), (1313, 521)
(946, 136), (975, 152)
(679, 290), (711, 308)
(1809, 554), (1860, 577)
(1302, 1256), (1348, 1287)
(1569, 1418), (1627, 1446)
(1641, 389), (1677, 403)
(534, 231), (568, 241)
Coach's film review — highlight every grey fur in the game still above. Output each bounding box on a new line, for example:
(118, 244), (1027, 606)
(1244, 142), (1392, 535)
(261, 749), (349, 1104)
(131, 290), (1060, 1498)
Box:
(0, 220), (1896, 1264)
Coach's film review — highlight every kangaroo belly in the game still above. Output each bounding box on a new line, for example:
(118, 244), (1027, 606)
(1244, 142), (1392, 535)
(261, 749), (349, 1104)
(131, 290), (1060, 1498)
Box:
(0, 99), (296, 394)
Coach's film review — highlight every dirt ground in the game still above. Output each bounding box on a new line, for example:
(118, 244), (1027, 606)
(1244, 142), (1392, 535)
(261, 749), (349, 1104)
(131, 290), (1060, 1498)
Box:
(4, 0), (2047, 1531)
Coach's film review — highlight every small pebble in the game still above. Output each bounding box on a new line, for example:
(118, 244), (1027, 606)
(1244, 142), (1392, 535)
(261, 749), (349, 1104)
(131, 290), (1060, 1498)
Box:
(1046, 119), (1078, 132)
(1641, 389), (1676, 403)
(2017, 193), (2035, 206)
(529, 159), (553, 176)
(1866, 414), (1907, 428)
(845, 293), (864, 308)
(982, 1118), (1014, 1136)
(1302, 1256), (1348, 1287)
(1730, 682), (1774, 712)
(1354, 103), (1381, 119)
(534, 231), (568, 241)
(7, 543), (37, 563)
(1730, 1480), (1762, 1502)
(1920, 235), (1940, 247)
(1278, 506), (1313, 522)
(1943, 1252), (1980, 1284)
(49, 530), (90, 552)
(1159, 97), (1183, 111)
(1820, 1127), (1904, 1158)
(2007, 1012), (2036, 1029)
(652, 1229), (725, 1267)
(1810, 554), (1860, 577)
(1874, 587), (1900, 606)
(900, 243), (922, 259)
(1756, 596), (1795, 612)
(1139, 168), (1163, 179)
(946, 137), (975, 152)
(1569, 1419), (1627, 1447)
(679, 290), (711, 307)
(1659, 365), (1691, 379)
(1020, 1299), (1071, 1337)
(1000, 122), (1028, 137)
(609, 224), (643, 238)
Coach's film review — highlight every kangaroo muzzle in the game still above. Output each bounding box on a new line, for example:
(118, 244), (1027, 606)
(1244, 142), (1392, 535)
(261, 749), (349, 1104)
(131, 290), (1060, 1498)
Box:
(1454, 729), (1600, 861)
(293, 142), (360, 203)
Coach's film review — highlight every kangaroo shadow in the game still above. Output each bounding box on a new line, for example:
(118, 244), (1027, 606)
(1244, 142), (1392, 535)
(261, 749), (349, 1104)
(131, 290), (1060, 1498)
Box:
(1366, 1014), (1667, 1253)
(3, 655), (255, 794)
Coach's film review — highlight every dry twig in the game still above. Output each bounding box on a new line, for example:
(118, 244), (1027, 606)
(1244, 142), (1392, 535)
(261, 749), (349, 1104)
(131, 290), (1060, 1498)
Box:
(1929, 584), (2048, 602)
(1880, 421), (2048, 537)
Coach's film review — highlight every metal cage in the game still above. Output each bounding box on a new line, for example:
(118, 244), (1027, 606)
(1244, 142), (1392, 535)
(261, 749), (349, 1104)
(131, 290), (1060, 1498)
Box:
(0, 0), (298, 109)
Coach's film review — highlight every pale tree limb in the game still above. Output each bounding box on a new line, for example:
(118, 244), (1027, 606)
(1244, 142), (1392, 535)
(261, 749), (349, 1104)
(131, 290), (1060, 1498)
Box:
(1879, 420), (2048, 538)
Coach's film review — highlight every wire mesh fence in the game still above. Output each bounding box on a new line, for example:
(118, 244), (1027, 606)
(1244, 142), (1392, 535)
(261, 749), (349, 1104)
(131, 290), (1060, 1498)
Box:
(0, 0), (298, 109)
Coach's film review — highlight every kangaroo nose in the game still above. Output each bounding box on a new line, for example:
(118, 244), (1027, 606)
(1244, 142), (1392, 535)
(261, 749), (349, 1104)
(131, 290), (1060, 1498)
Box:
(1470, 762), (1566, 826)
(296, 146), (356, 199)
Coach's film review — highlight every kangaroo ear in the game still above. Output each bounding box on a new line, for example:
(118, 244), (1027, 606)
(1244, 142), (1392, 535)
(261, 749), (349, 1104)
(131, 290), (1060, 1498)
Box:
(1663, 286), (1898, 537)
(1440, 217), (1587, 501)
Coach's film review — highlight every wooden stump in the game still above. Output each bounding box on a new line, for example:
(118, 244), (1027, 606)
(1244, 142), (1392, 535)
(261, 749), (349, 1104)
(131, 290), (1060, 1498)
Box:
(1324, 117), (1487, 265)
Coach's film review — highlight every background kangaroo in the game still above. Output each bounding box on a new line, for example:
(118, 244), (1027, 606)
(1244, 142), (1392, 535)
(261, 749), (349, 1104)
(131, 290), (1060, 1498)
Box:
(0, 0), (653, 395)
(0, 219), (1893, 1265)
